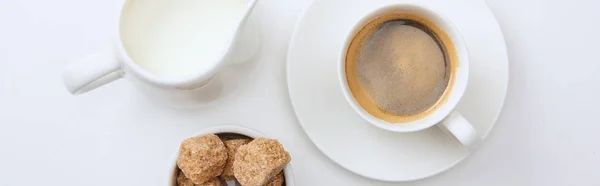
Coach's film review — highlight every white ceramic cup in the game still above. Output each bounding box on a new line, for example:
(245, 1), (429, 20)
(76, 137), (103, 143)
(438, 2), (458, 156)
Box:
(338, 4), (478, 147)
(168, 125), (295, 186)
(62, 0), (258, 108)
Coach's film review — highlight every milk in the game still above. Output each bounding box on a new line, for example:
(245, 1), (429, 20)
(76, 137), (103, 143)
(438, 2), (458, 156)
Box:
(120, 0), (246, 79)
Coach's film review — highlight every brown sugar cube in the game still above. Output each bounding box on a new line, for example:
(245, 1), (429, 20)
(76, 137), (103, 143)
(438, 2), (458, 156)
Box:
(233, 138), (291, 186)
(177, 134), (228, 184)
(265, 172), (284, 186)
(197, 177), (222, 186)
(177, 171), (196, 186)
(220, 138), (252, 180)
(177, 171), (223, 186)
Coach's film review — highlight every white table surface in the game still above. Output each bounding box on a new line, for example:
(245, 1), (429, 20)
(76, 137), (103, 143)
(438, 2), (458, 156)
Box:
(1, 0), (599, 185)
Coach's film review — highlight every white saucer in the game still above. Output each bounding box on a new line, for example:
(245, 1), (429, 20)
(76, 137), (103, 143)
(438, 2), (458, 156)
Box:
(286, 0), (508, 182)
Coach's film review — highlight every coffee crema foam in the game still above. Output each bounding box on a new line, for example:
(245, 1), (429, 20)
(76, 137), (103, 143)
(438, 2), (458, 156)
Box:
(345, 13), (458, 123)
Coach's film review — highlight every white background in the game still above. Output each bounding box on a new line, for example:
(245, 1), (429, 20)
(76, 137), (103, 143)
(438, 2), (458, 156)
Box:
(0, 0), (599, 185)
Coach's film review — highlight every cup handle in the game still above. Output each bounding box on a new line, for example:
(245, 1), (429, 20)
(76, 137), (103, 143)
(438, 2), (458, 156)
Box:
(438, 111), (480, 148)
(62, 46), (123, 95)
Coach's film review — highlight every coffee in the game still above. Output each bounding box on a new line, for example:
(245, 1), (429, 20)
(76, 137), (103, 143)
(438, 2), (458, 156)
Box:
(344, 13), (457, 123)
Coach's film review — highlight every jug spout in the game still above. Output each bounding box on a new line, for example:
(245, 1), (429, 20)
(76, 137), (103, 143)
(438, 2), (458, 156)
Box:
(241, 0), (259, 25)
(222, 0), (260, 65)
(229, 0), (258, 34)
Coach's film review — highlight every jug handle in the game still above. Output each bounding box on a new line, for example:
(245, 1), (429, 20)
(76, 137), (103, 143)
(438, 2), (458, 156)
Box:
(62, 46), (123, 95)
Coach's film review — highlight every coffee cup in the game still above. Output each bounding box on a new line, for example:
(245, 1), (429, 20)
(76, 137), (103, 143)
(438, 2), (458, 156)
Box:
(338, 4), (478, 147)
(62, 0), (258, 108)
